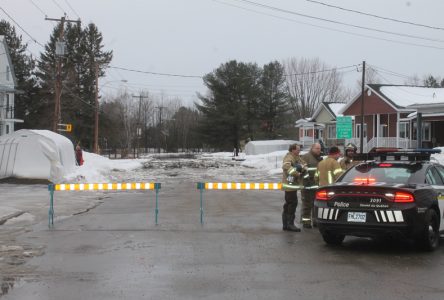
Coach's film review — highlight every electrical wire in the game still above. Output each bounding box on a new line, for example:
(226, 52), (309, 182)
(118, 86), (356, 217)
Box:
(305, 0), (444, 31)
(109, 66), (203, 79)
(0, 7), (45, 48)
(284, 64), (359, 77)
(51, 0), (66, 15)
(230, 0), (444, 44)
(63, 0), (80, 19)
(28, 0), (47, 17)
(213, 0), (444, 50)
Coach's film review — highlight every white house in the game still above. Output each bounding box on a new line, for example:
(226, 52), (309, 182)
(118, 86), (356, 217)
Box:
(0, 35), (22, 136)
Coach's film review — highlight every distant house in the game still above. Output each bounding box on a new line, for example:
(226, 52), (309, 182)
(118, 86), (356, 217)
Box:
(339, 84), (444, 151)
(0, 35), (22, 136)
(295, 102), (346, 148)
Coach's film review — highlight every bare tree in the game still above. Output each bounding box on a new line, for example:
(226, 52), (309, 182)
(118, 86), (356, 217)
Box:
(404, 74), (421, 86)
(284, 57), (345, 119)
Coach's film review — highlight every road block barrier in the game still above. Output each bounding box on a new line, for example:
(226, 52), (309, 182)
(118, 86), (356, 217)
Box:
(196, 182), (282, 224)
(48, 182), (161, 228)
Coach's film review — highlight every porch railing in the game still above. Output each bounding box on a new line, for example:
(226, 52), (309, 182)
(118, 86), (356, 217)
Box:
(345, 137), (417, 152)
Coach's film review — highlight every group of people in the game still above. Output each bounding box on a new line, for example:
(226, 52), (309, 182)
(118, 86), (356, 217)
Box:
(281, 142), (358, 232)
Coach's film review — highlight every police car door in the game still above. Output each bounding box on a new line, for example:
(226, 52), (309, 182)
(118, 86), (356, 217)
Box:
(427, 166), (444, 232)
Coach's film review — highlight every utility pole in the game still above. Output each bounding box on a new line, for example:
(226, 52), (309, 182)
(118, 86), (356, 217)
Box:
(132, 94), (149, 157)
(359, 61), (366, 153)
(94, 63), (99, 153)
(45, 15), (81, 132)
(155, 105), (166, 153)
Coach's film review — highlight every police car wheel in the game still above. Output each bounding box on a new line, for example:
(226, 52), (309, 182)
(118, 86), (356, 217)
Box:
(321, 231), (345, 245)
(415, 209), (440, 251)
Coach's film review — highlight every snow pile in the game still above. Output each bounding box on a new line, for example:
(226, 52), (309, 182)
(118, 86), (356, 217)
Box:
(244, 140), (299, 155)
(432, 147), (444, 164)
(64, 151), (145, 183)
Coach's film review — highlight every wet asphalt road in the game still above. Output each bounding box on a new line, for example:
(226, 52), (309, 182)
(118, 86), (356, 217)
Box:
(2, 180), (444, 300)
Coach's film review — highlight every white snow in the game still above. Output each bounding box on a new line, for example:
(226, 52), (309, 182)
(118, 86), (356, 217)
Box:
(380, 86), (444, 107)
(244, 140), (299, 155)
(327, 103), (346, 117)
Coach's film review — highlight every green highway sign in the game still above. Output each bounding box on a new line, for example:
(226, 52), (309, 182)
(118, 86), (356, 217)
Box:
(336, 116), (352, 139)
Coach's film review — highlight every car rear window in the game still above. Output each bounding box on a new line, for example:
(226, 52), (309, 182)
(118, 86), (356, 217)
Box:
(340, 164), (416, 184)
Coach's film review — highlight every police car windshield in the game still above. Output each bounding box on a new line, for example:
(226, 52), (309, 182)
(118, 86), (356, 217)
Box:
(340, 164), (415, 184)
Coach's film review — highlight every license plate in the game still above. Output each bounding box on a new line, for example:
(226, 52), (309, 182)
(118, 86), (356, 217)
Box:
(347, 212), (366, 223)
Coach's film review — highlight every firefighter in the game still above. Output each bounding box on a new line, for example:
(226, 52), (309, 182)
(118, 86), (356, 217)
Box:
(340, 143), (358, 170)
(317, 146), (344, 186)
(281, 143), (306, 232)
(301, 142), (323, 228)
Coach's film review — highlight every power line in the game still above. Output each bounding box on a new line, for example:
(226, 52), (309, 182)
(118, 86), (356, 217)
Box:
(213, 0), (444, 50)
(0, 6), (45, 47)
(51, 0), (66, 15)
(28, 0), (47, 17)
(284, 64), (359, 77)
(111, 63), (359, 79)
(305, 0), (444, 31)
(230, 0), (444, 44)
(109, 66), (203, 79)
(63, 0), (80, 19)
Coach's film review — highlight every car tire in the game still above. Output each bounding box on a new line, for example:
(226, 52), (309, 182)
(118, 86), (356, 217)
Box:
(415, 209), (440, 251)
(321, 231), (345, 245)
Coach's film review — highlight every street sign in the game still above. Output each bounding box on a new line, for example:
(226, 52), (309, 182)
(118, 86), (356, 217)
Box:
(336, 116), (352, 139)
(57, 123), (72, 132)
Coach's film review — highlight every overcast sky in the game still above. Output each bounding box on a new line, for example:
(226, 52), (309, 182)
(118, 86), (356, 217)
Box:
(1, 0), (444, 105)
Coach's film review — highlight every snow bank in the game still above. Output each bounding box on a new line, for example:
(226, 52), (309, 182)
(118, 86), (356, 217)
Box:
(244, 140), (299, 155)
(64, 151), (145, 183)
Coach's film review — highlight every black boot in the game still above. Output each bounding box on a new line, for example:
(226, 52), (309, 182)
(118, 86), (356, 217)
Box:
(285, 215), (301, 232)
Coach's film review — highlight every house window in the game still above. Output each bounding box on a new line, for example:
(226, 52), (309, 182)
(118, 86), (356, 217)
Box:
(304, 129), (311, 137)
(327, 125), (336, 139)
(356, 124), (367, 138)
(6, 66), (10, 81)
(413, 122), (431, 141)
(399, 122), (409, 138)
(6, 124), (10, 134)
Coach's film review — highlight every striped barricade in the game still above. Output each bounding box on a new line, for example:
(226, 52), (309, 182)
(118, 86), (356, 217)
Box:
(196, 182), (282, 224)
(47, 182), (161, 227)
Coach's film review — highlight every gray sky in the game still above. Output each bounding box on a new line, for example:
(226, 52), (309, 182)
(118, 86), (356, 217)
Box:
(2, 0), (444, 105)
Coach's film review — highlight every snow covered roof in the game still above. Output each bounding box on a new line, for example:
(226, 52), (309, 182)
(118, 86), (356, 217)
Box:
(378, 85), (444, 107)
(326, 103), (346, 117)
(311, 102), (346, 121)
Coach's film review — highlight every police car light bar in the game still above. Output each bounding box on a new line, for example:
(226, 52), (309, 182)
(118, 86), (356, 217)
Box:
(354, 148), (441, 162)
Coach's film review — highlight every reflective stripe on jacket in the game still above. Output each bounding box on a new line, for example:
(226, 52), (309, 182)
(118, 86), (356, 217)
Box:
(282, 152), (306, 191)
(317, 157), (344, 186)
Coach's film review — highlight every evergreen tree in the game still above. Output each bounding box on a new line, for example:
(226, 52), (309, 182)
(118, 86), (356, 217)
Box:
(258, 61), (289, 138)
(196, 60), (260, 152)
(0, 20), (38, 129)
(36, 22), (112, 148)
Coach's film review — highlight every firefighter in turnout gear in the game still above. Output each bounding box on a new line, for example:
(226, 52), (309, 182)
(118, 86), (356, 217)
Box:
(340, 143), (358, 170)
(282, 143), (306, 232)
(301, 142), (323, 228)
(317, 146), (344, 186)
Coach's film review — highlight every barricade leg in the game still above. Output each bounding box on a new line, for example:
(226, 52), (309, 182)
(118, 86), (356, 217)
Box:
(48, 185), (55, 228)
(154, 183), (161, 225)
(197, 183), (205, 225)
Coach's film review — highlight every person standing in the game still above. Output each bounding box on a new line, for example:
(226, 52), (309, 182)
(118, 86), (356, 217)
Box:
(301, 142), (323, 228)
(340, 143), (358, 170)
(75, 145), (84, 166)
(281, 143), (306, 232)
(317, 146), (343, 186)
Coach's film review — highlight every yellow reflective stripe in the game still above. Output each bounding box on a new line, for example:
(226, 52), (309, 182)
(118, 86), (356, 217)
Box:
(204, 182), (282, 190)
(307, 167), (317, 171)
(333, 168), (343, 175)
(288, 167), (296, 175)
(54, 183), (156, 191)
(282, 184), (303, 190)
(438, 195), (444, 201)
(328, 171), (333, 184)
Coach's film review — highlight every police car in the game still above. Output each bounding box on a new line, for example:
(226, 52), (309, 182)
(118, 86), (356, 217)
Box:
(314, 149), (444, 251)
